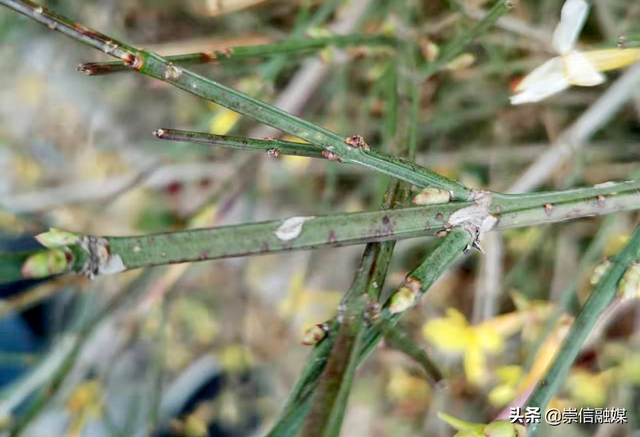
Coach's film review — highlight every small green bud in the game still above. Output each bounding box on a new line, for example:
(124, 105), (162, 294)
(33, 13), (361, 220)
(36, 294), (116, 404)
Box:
(21, 249), (71, 279)
(302, 323), (329, 346)
(618, 262), (640, 300)
(590, 259), (612, 286)
(412, 188), (451, 206)
(35, 228), (79, 248)
(389, 286), (415, 314)
(389, 278), (422, 314)
(306, 27), (333, 39)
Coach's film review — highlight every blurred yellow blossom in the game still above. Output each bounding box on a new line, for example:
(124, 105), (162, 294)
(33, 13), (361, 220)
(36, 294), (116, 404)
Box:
(209, 104), (242, 135)
(184, 414), (209, 437)
(567, 369), (613, 407)
(488, 365), (523, 407)
(66, 379), (104, 437)
(188, 204), (219, 229)
(78, 148), (127, 180)
(605, 234), (630, 256)
(619, 352), (640, 383)
(422, 308), (504, 386)
(386, 368), (431, 404)
(504, 227), (542, 256)
(11, 153), (43, 187)
(516, 316), (572, 394)
(0, 212), (25, 233)
(278, 269), (342, 335)
(218, 345), (254, 373)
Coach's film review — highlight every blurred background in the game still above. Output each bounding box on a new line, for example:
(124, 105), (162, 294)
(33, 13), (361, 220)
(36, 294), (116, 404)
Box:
(1, 0), (640, 436)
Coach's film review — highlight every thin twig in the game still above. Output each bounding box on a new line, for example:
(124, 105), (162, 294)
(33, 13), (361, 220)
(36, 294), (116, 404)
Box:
(1, 0), (470, 199)
(524, 224), (640, 436)
(77, 34), (396, 76)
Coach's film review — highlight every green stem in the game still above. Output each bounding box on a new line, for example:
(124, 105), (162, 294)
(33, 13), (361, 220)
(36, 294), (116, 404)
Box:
(367, 312), (443, 384)
(523, 216), (616, 370)
(301, 264), (368, 437)
(266, 229), (471, 437)
(301, 42), (420, 437)
(420, 0), (517, 78)
(1, 0), (471, 199)
(77, 34), (397, 75)
(524, 224), (640, 436)
(3, 181), (640, 284)
(154, 129), (326, 158)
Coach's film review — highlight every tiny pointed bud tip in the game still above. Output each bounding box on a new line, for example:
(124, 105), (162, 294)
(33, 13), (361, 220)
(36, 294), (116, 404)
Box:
(389, 286), (418, 314)
(35, 228), (79, 248)
(301, 323), (328, 346)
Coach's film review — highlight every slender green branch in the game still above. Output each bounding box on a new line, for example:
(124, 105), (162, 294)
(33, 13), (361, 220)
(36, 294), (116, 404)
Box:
(266, 229), (472, 436)
(523, 216), (616, 370)
(420, 0), (517, 78)
(366, 308), (443, 384)
(524, 224), (640, 436)
(2, 181), (640, 284)
(78, 34), (397, 75)
(1, 0), (470, 199)
(301, 43), (420, 436)
(301, 261), (368, 437)
(154, 129), (325, 158)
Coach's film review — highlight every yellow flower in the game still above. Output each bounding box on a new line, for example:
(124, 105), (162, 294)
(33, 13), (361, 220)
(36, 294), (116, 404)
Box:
(386, 368), (431, 404)
(218, 345), (254, 373)
(278, 269), (342, 335)
(11, 153), (43, 187)
(511, 0), (640, 104)
(605, 234), (630, 256)
(620, 352), (640, 384)
(567, 369), (613, 407)
(516, 316), (572, 393)
(66, 380), (104, 437)
(504, 228), (542, 257)
(187, 204), (219, 229)
(209, 104), (242, 135)
(488, 365), (523, 407)
(422, 309), (504, 386)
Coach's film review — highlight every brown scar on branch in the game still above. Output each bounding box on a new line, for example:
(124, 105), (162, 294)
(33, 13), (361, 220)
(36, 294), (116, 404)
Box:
(344, 135), (370, 151)
(267, 148), (281, 158)
(544, 203), (554, 216)
(120, 52), (144, 70)
(596, 195), (606, 207)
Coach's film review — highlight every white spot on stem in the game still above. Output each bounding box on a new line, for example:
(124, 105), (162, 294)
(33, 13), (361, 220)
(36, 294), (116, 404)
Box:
(100, 254), (126, 275)
(274, 216), (314, 241)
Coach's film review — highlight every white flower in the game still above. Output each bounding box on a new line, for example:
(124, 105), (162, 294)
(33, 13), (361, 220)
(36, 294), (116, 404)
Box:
(511, 0), (640, 105)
